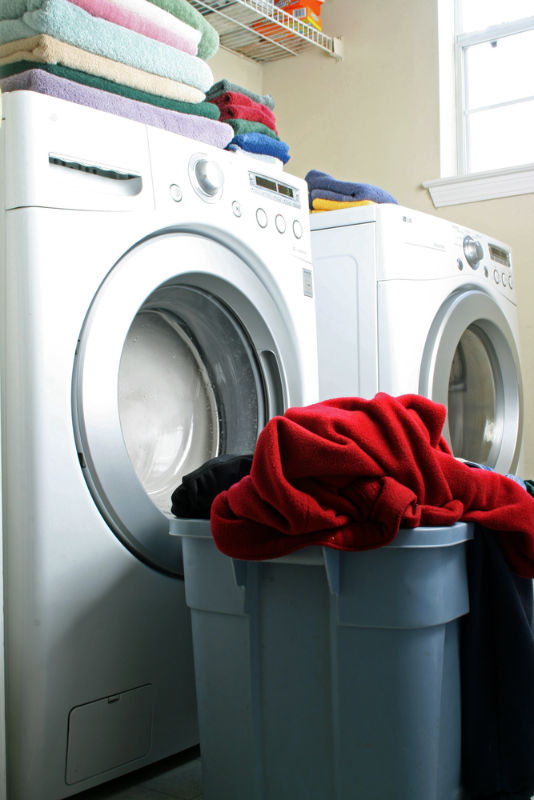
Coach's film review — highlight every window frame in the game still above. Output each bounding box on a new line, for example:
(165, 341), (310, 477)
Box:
(424, 0), (534, 207)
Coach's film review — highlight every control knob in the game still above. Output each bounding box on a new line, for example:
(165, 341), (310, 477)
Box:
(191, 157), (223, 200)
(463, 235), (484, 269)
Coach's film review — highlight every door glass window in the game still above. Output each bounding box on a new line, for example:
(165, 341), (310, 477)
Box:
(118, 284), (264, 513)
(447, 325), (499, 464)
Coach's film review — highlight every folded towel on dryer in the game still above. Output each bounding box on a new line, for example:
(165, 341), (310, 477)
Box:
(0, 68), (234, 147)
(144, 0), (219, 60)
(211, 98), (278, 133)
(206, 79), (275, 110)
(0, 60), (220, 117)
(0, 35), (205, 102)
(311, 197), (376, 212)
(226, 132), (290, 164)
(310, 187), (383, 205)
(207, 90), (259, 108)
(223, 118), (280, 140)
(305, 170), (398, 206)
(0, 0), (213, 92)
(68, 0), (201, 55)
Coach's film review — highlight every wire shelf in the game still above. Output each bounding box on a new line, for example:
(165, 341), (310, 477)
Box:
(190, 0), (343, 62)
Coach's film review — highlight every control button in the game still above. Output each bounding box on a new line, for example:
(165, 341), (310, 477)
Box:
(484, 266), (489, 278)
(256, 208), (268, 228)
(494, 269), (500, 284)
(502, 272), (507, 286)
(457, 258), (464, 271)
(169, 183), (183, 202)
(232, 201), (242, 217)
(275, 214), (286, 234)
(293, 219), (303, 239)
(509, 275), (513, 290)
(463, 235), (484, 269)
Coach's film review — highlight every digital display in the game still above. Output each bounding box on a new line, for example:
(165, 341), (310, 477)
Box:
(256, 175), (278, 192)
(277, 184), (294, 198)
(250, 172), (300, 207)
(489, 244), (511, 267)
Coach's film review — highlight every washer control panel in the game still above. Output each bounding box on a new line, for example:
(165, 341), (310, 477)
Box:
(170, 152), (310, 254)
(248, 171), (301, 208)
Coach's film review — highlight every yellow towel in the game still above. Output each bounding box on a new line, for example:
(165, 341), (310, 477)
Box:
(0, 34), (204, 103)
(310, 197), (377, 213)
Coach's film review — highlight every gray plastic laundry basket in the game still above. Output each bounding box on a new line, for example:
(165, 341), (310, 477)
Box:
(170, 519), (473, 800)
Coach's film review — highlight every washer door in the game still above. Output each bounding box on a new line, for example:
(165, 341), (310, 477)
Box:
(419, 288), (523, 473)
(73, 229), (298, 575)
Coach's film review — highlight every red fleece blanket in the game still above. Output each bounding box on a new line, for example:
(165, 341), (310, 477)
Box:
(209, 95), (278, 133)
(210, 394), (534, 577)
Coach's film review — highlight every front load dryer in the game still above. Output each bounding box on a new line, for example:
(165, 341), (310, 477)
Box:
(311, 204), (523, 474)
(0, 90), (318, 800)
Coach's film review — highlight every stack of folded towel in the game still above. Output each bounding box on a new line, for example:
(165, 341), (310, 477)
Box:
(305, 169), (398, 211)
(0, 0), (236, 149)
(206, 79), (291, 165)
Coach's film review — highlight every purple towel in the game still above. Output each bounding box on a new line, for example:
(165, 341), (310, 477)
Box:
(305, 169), (397, 206)
(0, 69), (234, 149)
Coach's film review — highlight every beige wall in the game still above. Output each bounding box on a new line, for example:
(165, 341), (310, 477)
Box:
(210, 0), (534, 475)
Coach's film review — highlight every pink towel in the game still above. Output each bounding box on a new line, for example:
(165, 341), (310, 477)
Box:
(69, 0), (201, 55)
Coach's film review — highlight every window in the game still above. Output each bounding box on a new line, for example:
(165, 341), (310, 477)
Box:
(424, 0), (534, 207)
(457, 0), (534, 174)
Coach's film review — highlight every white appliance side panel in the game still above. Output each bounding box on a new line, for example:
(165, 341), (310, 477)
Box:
(377, 279), (452, 396)
(312, 224), (378, 401)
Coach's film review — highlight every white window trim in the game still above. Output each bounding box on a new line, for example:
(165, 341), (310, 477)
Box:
(425, 1), (534, 207)
(423, 163), (534, 207)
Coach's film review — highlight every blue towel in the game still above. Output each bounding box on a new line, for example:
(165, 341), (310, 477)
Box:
(227, 132), (290, 164)
(305, 169), (397, 206)
(0, 0), (213, 92)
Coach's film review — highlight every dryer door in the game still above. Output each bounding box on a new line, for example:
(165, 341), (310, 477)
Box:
(73, 229), (302, 575)
(419, 288), (523, 473)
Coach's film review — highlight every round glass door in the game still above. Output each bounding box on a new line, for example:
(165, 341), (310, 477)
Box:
(72, 229), (299, 575)
(118, 285), (263, 513)
(420, 289), (523, 473)
(447, 325), (499, 465)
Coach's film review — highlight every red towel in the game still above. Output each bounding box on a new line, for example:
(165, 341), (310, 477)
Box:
(210, 394), (534, 577)
(209, 96), (278, 133)
(209, 90), (255, 107)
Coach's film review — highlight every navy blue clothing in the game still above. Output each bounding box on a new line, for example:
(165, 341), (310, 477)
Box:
(461, 527), (534, 799)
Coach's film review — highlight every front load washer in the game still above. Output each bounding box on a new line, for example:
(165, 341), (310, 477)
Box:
(311, 204), (523, 474)
(0, 90), (317, 800)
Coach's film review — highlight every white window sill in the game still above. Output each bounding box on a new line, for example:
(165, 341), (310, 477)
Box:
(422, 163), (534, 207)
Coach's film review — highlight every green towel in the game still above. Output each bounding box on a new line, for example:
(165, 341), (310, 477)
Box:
(146, 0), (218, 60)
(0, 1), (43, 17)
(206, 79), (275, 110)
(224, 118), (280, 140)
(0, 60), (221, 118)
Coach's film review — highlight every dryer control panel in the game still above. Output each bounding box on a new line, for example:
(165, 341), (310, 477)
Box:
(456, 232), (514, 295)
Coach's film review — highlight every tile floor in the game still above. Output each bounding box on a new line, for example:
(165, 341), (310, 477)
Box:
(73, 747), (202, 800)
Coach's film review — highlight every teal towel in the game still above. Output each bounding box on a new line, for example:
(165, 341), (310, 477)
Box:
(146, 0), (218, 60)
(0, 0), (213, 91)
